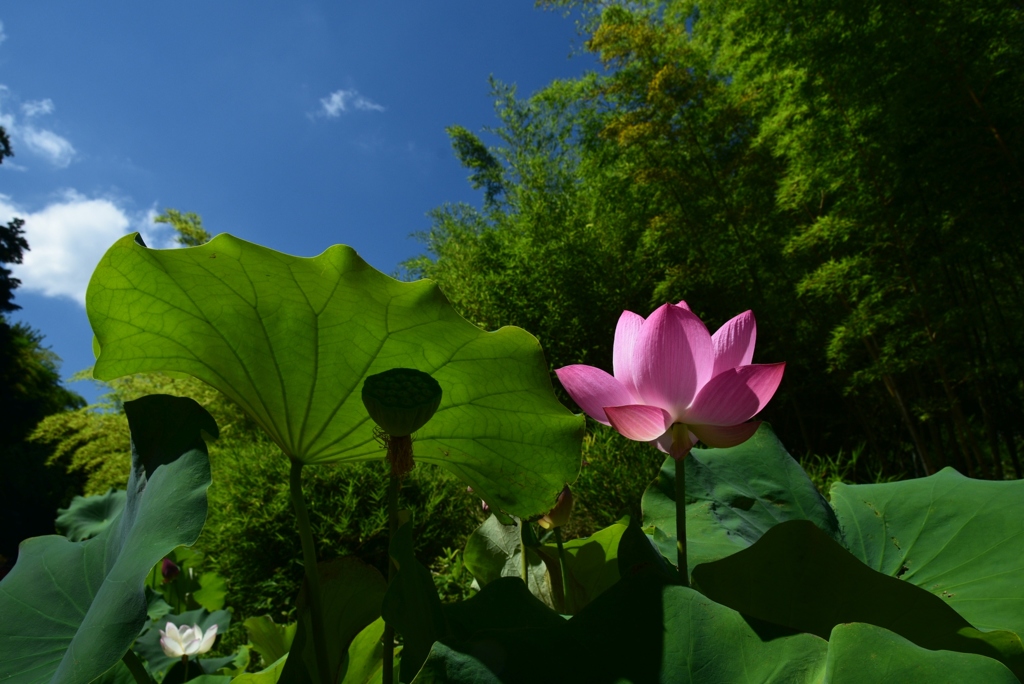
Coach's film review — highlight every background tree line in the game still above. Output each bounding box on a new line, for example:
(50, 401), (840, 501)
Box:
(0, 126), (85, 574)
(404, 0), (1024, 481)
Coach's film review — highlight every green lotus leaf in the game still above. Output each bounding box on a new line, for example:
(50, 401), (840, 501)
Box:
(462, 515), (553, 609)
(411, 572), (828, 683)
(231, 655), (287, 684)
(691, 520), (1024, 680)
(55, 489), (127, 542)
(243, 616), (297, 670)
(86, 233), (582, 518)
(642, 424), (840, 573)
(338, 617), (390, 684)
(830, 468), (1024, 637)
(0, 394), (216, 684)
(824, 623), (1019, 683)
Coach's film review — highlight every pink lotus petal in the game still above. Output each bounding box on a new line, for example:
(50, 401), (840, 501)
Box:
(684, 363), (785, 426)
(676, 300), (691, 311)
(711, 310), (757, 377)
(605, 404), (672, 442)
(613, 310), (645, 399)
(650, 427), (698, 457)
(690, 421), (761, 448)
(555, 365), (634, 425)
(632, 303), (713, 415)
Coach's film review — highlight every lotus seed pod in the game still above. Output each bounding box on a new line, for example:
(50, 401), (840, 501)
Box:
(361, 367), (443, 437)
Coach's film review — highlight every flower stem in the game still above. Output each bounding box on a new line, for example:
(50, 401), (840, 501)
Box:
(554, 527), (573, 613)
(675, 456), (689, 587)
(289, 460), (332, 684)
(521, 520), (530, 585)
(383, 466), (401, 684)
(121, 649), (153, 684)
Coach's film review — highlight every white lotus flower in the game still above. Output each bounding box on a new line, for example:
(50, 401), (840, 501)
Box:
(159, 621), (218, 659)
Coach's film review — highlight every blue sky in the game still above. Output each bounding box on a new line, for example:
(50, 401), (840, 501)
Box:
(0, 3), (597, 403)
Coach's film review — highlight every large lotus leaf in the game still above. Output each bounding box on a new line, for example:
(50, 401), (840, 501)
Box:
(280, 557), (387, 684)
(413, 573), (828, 683)
(823, 623), (1019, 683)
(830, 468), (1024, 637)
(691, 520), (1024, 680)
(412, 643), (502, 684)
(92, 662), (135, 684)
(642, 424), (840, 573)
(86, 233), (583, 518)
(462, 516), (553, 609)
(55, 489), (127, 542)
(134, 608), (232, 679)
(0, 394), (216, 684)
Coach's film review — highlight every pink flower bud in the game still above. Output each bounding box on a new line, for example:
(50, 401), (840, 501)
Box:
(538, 486), (574, 530)
(161, 557), (180, 583)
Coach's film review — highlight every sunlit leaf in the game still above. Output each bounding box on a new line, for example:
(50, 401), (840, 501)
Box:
(830, 468), (1024, 637)
(824, 623), (1018, 683)
(87, 234), (583, 517)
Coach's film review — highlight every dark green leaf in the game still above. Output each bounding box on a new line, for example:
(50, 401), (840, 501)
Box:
(0, 395), (216, 684)
(55, 489), (126, 542)
(280, 557), (387, 684)
(642, 424), (840, 574)
(691, 520), (1024, 679)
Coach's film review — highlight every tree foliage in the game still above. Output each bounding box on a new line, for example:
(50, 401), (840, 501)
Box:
(409, 0), (1024, 480)
(0, 127), (86, 570)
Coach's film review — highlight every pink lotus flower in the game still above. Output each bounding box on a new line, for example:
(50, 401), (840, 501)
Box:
(555, 302), (784, 460)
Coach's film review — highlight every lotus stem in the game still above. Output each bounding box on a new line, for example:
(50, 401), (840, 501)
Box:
(383, 461), (402, 684)
(521, 521), (530, 585)
(289, 460), (332, 684)
(554, 527), (573, 613)
(675, 456), (689, 587)
(121, 649), (153, 684)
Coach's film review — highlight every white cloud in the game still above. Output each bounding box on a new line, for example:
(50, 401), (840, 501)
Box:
(22, 99), (54, 118)
(0, 21), (6, 46)
(20, 126), (75, 167)
(0, 89), (76, 168)
(0, 192), (176, 306)
(318, 89), (385, 117)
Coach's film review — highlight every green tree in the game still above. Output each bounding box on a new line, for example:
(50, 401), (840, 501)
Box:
(411, 0), (1024, 480)
(0, 128), (86, 569)
(154, 208), (212, 247)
